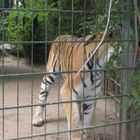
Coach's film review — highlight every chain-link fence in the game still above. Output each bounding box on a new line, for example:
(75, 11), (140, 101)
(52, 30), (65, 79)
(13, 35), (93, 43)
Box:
(0, 0), (140, 140)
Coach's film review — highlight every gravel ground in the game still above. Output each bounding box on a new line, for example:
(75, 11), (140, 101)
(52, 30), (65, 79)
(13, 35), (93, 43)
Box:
(0, 54), (120, 140)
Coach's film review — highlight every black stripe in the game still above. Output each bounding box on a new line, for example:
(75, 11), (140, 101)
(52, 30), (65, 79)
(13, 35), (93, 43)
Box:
(40, 90), (45, 94)
(84, 95), (91, 99)
(87, 58), (94, 85)
(96, 58), (102, 68)
(39, 94), (46, 99)
(87, 54), (94, 69)
(48, 75), (55, 83)
(83, 103), (93, 115)
(80, 75), (87, 88)
(91, 81), (101, 91)
(83, 103), (93, 111)
(40, 91), (48, 95)
(76, 41), (82, 51)
(96, 82), (101, 88)
(53, 60), (58, 72)
(43, 79), (52, 85)
(72, 87), (78, 95)
(46, 80), (52, 85)
(90, 75), (94, 85)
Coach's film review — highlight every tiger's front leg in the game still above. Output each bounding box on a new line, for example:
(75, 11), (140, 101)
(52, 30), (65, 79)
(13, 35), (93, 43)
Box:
(32, 74), (56, 126)
(81, 99), (95, 140)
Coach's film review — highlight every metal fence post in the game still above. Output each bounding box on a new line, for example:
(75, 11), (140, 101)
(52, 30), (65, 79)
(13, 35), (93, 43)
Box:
(120, 0), (134, 140)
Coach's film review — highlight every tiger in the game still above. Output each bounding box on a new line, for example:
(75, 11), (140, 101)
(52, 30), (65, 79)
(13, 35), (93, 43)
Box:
(32, 32), (121, 140)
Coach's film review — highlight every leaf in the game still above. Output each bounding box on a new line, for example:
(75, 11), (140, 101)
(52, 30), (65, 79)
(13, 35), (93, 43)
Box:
(132, 71), (140, 81)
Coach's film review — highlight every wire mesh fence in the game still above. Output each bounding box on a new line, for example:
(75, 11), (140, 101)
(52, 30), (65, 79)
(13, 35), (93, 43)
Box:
(0, 0), (140, 140)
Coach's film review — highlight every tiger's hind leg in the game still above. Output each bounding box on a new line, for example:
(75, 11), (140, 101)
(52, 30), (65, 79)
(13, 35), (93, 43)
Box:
(32, 73), (56, 126)
(60, 79), (81, 140)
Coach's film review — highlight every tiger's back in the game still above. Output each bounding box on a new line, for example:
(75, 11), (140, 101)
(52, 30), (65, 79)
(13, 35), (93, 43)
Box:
(47, 35), (102, 77)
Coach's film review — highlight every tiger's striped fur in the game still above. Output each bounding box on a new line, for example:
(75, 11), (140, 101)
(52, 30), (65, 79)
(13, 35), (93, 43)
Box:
(33, 33), (118, 140)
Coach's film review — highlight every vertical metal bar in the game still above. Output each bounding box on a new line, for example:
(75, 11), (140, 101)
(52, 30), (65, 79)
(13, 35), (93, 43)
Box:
(1, 1), (5, 138)
(44, 0), (48, 139)
(103, 70), (106, 140)
(79, 0), (85, 139)
(16, 47), (20, 139)
(104, 44), (108, 140)
(16, 2), (20, 139)
(115, 69), (119, 140)
(94, 2), (98, 139)
(57, 0), (61, 139)
(133, 5), (139, 140)
(120, 0), (133, 140)
(104, 69), (108, 140)
(70, 1), (74, 139)
(82, 0), (87, 139)
(31, 0), (34, 139)
(57, 0), (60, 138)
(2, 45), (4, 140)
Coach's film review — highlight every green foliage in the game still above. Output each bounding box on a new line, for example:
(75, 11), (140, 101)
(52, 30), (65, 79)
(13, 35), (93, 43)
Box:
(79, 1), (123, 38)
(1, 0), (86, 58)
(5, 0), (56, 42)
(1, 0), (57, 58)
(4, 0), (85, 42)
(57, 0), (85, 36)
(124, 62), (140, 117)
(0, 0), (4, 8)
(0, 0), (126, 63)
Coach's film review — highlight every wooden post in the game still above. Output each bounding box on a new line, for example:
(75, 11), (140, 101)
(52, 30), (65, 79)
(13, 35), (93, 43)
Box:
(120, 0), (133, 140)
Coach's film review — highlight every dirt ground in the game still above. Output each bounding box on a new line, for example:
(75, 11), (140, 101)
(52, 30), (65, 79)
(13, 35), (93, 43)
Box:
(0, 55), (120, 140)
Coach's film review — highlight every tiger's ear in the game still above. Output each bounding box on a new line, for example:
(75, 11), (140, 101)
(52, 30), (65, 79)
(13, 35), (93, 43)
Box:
(84, 34), (96, 45)
(84, 31), (104, 45)
(95, 32), (104, 41)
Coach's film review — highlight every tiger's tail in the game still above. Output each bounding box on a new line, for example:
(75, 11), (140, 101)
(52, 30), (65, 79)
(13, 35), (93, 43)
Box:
(32, 43), (59, 126)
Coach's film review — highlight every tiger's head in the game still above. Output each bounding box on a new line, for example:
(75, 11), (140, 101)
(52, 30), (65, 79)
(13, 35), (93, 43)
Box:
(104, 43), (122, 63)
(89, 32), (123, 68)
(94, 32), (122, 62)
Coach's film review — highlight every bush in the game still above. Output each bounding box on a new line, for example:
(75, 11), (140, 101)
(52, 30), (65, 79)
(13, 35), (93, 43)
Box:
(3, 0), (88, 63)
(79, 1), (123, 39)
(3, 0), (57, 63)
(2, 0), (123, 63)
(125, 62), (140, 118)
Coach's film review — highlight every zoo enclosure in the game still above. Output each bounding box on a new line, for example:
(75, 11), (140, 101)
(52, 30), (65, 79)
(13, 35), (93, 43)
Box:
(0, 0), (140, 140)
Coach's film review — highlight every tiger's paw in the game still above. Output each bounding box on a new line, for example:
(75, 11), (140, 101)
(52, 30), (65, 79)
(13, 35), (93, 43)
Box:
(32, 106), (45, 127)
(32, 110), (45, 127)
(32, 116), (45, 127)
